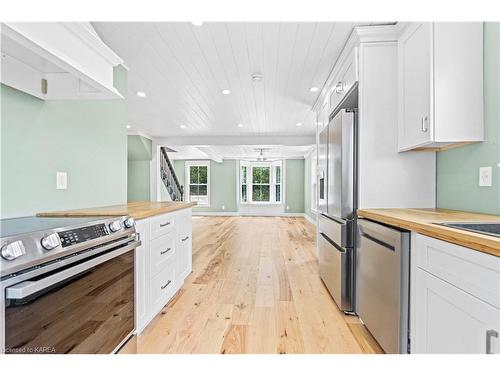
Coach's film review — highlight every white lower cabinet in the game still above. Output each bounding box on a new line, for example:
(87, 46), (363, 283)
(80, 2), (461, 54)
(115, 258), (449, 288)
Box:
(411, 234), (500, 354)
(134, 208), (193, 334)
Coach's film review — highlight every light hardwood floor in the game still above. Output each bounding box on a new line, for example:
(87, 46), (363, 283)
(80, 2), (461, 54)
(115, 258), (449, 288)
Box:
(135, 216), (383, 354)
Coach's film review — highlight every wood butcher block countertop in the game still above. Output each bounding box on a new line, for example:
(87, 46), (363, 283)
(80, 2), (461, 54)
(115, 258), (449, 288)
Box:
(357, 208), (500, 257)
(37, 201), (197, 220)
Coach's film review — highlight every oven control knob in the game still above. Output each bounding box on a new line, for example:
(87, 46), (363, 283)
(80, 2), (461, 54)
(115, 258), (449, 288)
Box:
(109, 220), (123, 232)
(1, 240), (26, 261)
(123, 217), (135, 228)
(41, 233), (61, 250)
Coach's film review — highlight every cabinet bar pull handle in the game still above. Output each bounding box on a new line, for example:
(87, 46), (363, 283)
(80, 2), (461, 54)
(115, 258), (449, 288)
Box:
(421, 116), (428, 132)
(159, 221), (171, 227)
(486, 329), (498, 354)
(161, 280), (172, 290)
(181, 236), (189, 242)
(160, 248), (171, 255)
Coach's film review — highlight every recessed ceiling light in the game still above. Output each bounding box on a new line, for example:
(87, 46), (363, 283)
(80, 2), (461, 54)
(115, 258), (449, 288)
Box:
(180, 125), (187, 129)
(126, 125), (131, 129)
(191, 21), (204, 26)
(136, 91), (146, 97)
(296, 122), (303, 127)
(222, 89), (231, 95)
(309, 87), (319, 92)
(237, 123), (244, 128)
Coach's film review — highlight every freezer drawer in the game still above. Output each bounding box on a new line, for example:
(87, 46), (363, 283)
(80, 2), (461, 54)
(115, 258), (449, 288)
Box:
(356, 219), (410, 353)
(318, 231), (353, 312)
(319, 213), (353, 248)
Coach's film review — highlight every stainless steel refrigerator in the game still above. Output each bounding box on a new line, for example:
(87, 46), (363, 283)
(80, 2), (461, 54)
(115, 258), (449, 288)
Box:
(318, 108), (356, 313)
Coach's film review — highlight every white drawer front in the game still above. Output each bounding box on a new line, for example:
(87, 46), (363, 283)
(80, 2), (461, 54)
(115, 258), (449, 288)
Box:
(151, 260), (177, 309)
(150, 231), (176, 276)
(415, 234), (500, 308)
(150, 213), (176, 239)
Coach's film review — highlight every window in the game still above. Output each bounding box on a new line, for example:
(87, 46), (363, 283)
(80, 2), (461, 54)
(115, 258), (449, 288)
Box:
(239, 161), (282, 204)
(252, 166), (271, 202)
(240, 165), (248, 203)
(186, 161), (209, 206)
(274, 164), (281, 203)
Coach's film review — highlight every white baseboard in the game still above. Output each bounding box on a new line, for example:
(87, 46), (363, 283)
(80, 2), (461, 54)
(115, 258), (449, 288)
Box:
(303, 213), (317, 226)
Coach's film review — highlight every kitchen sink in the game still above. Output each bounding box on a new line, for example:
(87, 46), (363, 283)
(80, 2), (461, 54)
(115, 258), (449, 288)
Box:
(438, 222), (500, 238)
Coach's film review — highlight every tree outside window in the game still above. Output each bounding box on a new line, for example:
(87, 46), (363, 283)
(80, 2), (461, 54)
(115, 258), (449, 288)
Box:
(252, 166), (270, 202)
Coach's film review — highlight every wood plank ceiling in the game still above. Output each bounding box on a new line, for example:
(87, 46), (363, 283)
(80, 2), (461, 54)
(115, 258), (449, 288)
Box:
(93, 22), (366, 138)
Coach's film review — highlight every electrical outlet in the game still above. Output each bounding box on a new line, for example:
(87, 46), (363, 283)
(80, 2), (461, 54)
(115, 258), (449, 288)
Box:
(286, 205), (290, 211)
(56, 171), (67, 190)
(221, 205), (225, 210)
(479, 166), (492, 187)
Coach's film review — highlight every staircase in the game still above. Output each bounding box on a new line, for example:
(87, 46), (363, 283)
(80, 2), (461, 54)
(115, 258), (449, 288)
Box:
(160, 147), (184, 201)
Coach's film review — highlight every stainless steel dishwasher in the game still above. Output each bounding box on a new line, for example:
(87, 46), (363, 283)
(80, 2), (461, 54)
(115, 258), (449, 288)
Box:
(356, 219), (410, 354)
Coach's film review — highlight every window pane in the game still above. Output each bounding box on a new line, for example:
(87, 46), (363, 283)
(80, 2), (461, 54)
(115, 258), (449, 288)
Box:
(261, 185), (270, 201)
(241, 184), (247, 202)
(252, 184), (270, 202)
(199, 184), (207, 196)
(253, 167), (270, 184)
(275, 185), (281, 202)
(252, 167), (261, 183)
(190, 166), (199, 184)
(198, 166), (208, 184)
(275, 166), (281, 184)
(261, 167), (270, 183)
(252, 185), (261, 201)
(189, 184), (199, 196)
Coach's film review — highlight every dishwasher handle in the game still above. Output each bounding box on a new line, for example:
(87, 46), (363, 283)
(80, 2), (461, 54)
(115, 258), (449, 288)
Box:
(358, 219), (407, 253)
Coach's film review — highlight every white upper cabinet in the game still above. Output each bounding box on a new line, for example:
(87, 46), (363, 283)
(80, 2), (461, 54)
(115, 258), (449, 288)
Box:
(398, 22), (484, 151)
(1, 22), (124, 100)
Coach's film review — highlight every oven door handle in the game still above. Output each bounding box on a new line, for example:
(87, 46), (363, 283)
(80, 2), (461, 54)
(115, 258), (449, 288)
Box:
(5, 240), (140, 300)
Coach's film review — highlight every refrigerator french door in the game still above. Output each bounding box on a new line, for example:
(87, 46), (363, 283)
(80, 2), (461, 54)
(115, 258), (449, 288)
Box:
(318, 109), (356, 313)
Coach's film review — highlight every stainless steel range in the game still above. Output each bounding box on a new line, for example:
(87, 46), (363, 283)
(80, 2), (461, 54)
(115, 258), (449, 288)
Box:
(0, 215), (140, 354)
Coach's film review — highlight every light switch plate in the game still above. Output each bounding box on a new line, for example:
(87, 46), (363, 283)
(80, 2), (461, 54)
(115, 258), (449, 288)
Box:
(56, 171), (67, 190)
(479, 166), (492, 187)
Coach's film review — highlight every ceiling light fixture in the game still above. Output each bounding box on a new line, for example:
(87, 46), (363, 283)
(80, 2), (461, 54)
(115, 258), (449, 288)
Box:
(136, 91), (146, 97)
(237, 123), (244, 128)
(296, 122), (303, 127)
(126, 125), (131, 129)
(191, 21), (204, 26)
(309, 87), (319, 92)
(180, 125), (187, 129)
(222, 89), (231, 95)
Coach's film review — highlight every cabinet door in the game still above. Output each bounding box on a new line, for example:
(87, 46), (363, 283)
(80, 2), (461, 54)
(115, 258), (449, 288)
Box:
(398, 23), (432, 150)
(177, 211), (192, 280)
(134, 219), (150, 334)
(413, 268), (500, 354)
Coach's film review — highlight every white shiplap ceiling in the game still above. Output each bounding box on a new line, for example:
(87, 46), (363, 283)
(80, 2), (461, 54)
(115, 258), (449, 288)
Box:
(168, 144), (313, 161)
(92, 22), (369, 138)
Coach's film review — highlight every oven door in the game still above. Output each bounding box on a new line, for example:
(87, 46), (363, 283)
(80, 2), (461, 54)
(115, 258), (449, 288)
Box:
(4, 243), (136, 354)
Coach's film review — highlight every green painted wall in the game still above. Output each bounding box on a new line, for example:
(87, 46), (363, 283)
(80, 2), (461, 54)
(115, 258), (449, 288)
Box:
(285, 159), (305, 213)
(0, 66), (128, 218)
(304, 154), (314, 220)
(173, 160), (238, 212)
(127, 135), (152, 202)
(437, 23), (500, 215)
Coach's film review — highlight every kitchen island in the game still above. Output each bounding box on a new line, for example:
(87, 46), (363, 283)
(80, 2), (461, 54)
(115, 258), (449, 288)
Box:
(39, 201), (196, 336)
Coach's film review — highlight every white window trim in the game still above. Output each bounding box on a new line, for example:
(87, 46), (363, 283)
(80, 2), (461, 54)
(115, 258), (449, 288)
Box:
(185, 160), (210, 207)
(239, 160), (283, 205)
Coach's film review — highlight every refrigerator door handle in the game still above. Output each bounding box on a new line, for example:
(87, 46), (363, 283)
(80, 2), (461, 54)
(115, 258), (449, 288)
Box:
(319, 232), (346, 253)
